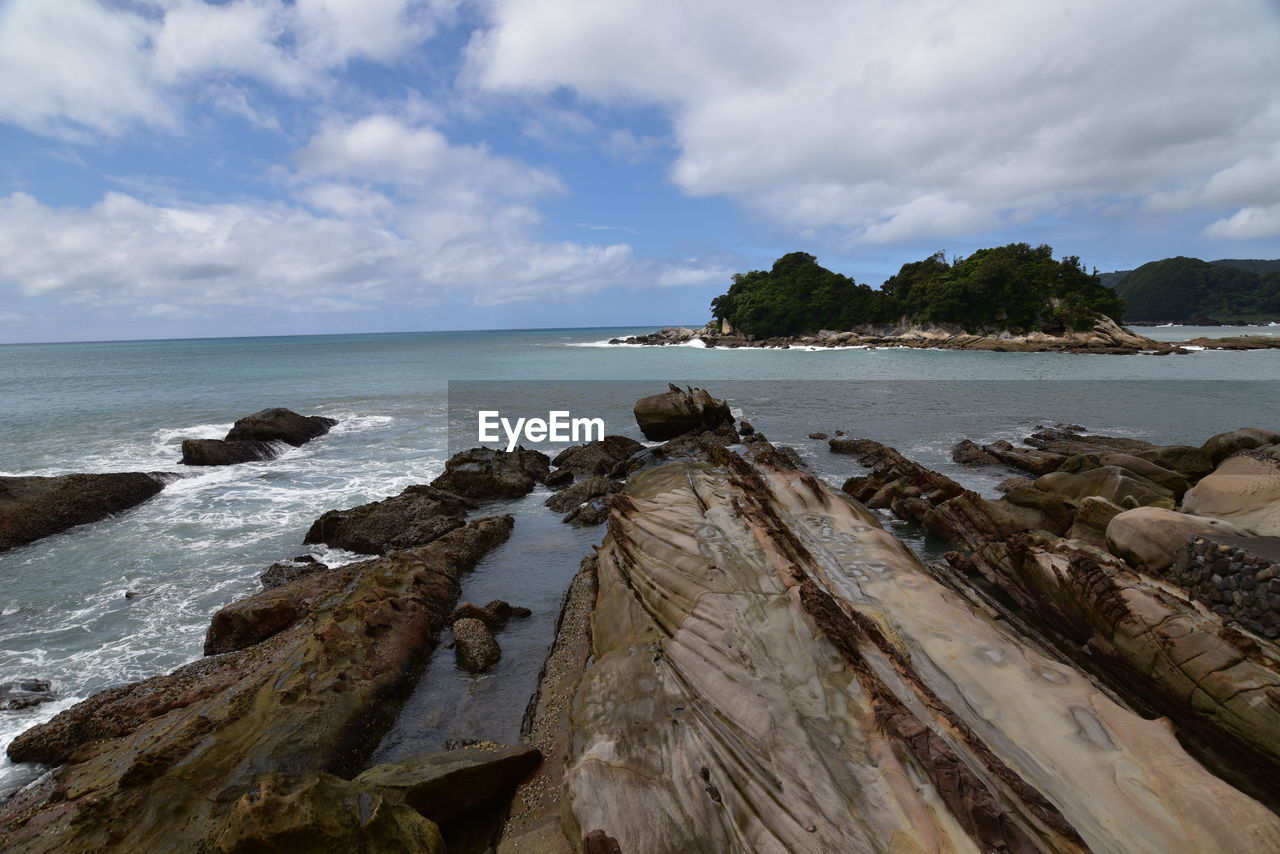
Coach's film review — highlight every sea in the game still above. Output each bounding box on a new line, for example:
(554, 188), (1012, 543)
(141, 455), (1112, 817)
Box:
(2, 323), (1278, 794)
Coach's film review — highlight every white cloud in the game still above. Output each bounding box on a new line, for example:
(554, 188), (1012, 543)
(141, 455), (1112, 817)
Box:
(1203, 204), (1280, 240)
(469, 0), (1280, 244)
(0, 0), (451, 137)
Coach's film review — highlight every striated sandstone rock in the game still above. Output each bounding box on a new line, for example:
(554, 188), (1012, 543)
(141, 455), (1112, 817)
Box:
(1, 516), (513, 852)
(1181, 451), (1280, 535)
(0, 472), (165, 553)
(562, 449), (1280, 853)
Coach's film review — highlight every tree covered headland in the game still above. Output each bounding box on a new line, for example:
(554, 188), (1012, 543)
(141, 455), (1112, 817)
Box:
(709, 243), (1125, 338)
(1108, 257), (1280, 323)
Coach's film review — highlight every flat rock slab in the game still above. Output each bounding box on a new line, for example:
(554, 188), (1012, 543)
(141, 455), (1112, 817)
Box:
(0, 472), (165, 552)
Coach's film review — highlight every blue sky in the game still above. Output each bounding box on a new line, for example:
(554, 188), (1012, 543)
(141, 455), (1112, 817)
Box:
(0, 0), (1278, 343)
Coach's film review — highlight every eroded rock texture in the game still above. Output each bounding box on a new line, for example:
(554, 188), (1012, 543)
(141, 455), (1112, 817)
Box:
(561, 449), (1280, 853)
(0, 516), (512, 852)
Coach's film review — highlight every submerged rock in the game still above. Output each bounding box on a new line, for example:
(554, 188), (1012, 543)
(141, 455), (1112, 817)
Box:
(305, 485), (476, 555)
(1, 516), (512, 852)
(0, 679), (55, 711)
(453, 618), (501, 673)
(632, 384), (733, 441)
(0, 472), (165, 553)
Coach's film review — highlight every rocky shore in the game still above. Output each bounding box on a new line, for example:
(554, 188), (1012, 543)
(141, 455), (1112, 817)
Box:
(612, 318), (1280, 353)
(4, 388), (1280, 852)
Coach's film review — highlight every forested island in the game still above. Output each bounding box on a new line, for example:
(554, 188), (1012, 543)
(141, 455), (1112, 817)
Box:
(1102, 257), (1280, 324)
(708, 243), (1123, 337)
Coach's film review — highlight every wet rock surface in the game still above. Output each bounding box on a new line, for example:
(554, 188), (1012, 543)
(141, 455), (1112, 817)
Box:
(549, 436), (643, 478)
(432, 447), (551, 500)
(0, 472), (165, 553)
(180, 408), (337, 466)
(0, 516), (512, 851)
(452, 617), (502, 673)
(305, 485), (476, 554)
(0, 680), (55, 711)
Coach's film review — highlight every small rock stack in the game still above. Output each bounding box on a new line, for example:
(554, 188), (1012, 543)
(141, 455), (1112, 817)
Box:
(1171, 535), (1280, 638)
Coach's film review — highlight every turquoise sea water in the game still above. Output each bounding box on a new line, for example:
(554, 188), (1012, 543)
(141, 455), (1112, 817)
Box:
(1, 325), (1278, 793)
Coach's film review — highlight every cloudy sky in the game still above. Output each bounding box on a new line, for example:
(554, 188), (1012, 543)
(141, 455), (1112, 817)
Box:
(0, 0), (1277, 342)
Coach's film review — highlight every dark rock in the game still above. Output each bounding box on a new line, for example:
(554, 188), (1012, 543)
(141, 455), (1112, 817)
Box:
(1202, 428), (1280, 466)
(304, 485), (476, 555)
(996, 477), (1035, 494)
(1023, 426), (1155, 457)
(448, 600), (532, 631)
(564, 502), (611, 526)
(453, 618), (500, 672)
(951, 439), (1000, 466)
(980, 440), (1066, 475)
(738, 420), (755, 436)
(584, 830), (624, 854)
(0, 679), (55, 711)
(180, 438), (280, 466)
(551, 436), (644, 477)
(1137, 445), (1216, 482)
(633, 385), (733, 441)
(124, 588), (155, 600)
(224, 408), (338, 446)
(808, 432), (829, 440)
(545, 475), (622, 514)
(652, 423), (741, 461)
(259, 555), (328, 589)
(204, 587), (305, 655)
(0, 472), (165, 553)
(431, 447), (550, 500)
(214, 772), (443, 853)
(352, 744), (542, 825)
(544, 468), (575, 488)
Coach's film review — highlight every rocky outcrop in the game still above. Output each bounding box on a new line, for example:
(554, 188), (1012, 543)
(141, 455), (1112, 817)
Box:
(836, 437), (1280, 809)
(981, 439), (1066, 475)
(549, 436), (643, 480)
(609, 327), (697, 345)
(952, 438), (1000, 465)
(181, 408), (337, 466)
(0, 472), (165, 553)
(1182, 451), (1280, 535)
(452, 617), (501, 673)
(558, 447), (1280, 852)
(0, 679), (55, 711)
(305, 485), (476, 554)
(1105, 506), (1253, 571)
(632, 384), (733, 441)
(259, 555), (328, 589)
(432, 447), (550, 500)
(449, 599), (531, 630)
(544, 475), (622, 526)
(0, 515), (512, 852)
(224, 408), (339, 446)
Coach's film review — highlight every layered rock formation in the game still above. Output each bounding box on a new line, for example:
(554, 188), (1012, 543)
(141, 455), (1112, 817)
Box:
(180, 408), (337, 466)
(554, 444), (1280, 852)
(0, 472), (166, 553)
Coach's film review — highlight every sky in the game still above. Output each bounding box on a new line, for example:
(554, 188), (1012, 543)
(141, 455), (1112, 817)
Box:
(0, 0), (1278, 343)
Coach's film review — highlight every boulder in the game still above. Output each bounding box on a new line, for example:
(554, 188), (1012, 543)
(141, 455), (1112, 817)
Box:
(544, 468), (575, 488)
(180, 438), (280, 466)
(1105, 507), (1252, 571)
(352, 744), (542, 825)
(304, 485), (476, 555)
(996, 476), (1035, 494)
(224, 408), (338, 446)
(1201, 428), (1280, 466)
(1058, 452), (1189, 498)
(632, 385), (733, 441)
(550, 436), (643, 477)
(260, 555), (328, 589)
(214, 772), (443, 854)
(204, 586), (305, 656)
(1181, 452), (1280, 535)
(0, 679), (55, 711)
(0, 472), (165, 553)
(1034, 466), (1174, 509)
(1023, 425), (1155, 457)
(951, 439), (1000, 466)
(738, 420), (755, 436)
(1067, 496), (1124, 546)
(452, 618), (500, 673)
(1137, 445), (1216, 481)
(431, 447), (550, 500)
(545, 475), (622, 515)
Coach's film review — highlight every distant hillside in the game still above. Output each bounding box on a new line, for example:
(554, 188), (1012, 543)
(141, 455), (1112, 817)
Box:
(1105, 256), (1280, 323)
